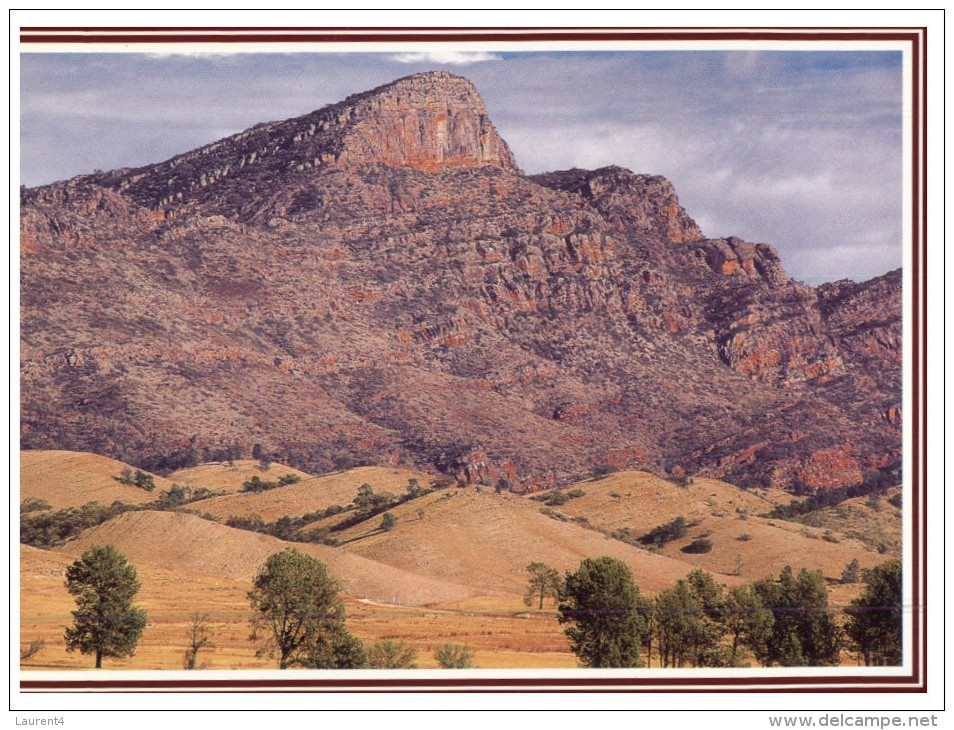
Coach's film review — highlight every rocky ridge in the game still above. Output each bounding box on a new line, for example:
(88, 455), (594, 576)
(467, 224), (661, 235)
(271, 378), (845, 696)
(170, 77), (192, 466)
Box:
(20, 72), (902, 491)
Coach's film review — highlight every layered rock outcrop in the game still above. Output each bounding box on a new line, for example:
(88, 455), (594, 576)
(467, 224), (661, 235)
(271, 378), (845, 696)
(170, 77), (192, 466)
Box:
(19, 72), (902, 492)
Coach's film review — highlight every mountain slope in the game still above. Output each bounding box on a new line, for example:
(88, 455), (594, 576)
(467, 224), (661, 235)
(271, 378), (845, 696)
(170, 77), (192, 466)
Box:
(19, 71), (902, 492)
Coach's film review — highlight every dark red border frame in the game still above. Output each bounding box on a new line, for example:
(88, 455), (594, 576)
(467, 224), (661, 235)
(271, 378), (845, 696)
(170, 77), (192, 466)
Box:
(15, 25), (928, 695)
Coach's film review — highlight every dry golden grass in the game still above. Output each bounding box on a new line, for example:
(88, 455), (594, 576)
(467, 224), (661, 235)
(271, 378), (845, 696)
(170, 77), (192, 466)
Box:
(20, 545), (576, 671)
(655, 514), (887, 581)
(537, 471), (890, 581)
(794, 487), (903, 555)
(61, 510), (473, 605)
(19, 450), (171, 510)
(331, 487), (709, 594)
(549, 471), (778, 535)
(195, 465), (427, 521)
(19, 457), (895, 672)
(168, 460), (314, 495)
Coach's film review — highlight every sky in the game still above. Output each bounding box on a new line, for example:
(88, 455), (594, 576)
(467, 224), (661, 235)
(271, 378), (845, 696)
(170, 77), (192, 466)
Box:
(19, 49), (904, 285)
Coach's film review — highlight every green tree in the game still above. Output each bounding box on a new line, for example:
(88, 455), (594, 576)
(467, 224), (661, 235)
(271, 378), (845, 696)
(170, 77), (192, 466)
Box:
(841, 558), (861, 584)
(845, 560), (902, 666)
(721, 583), (774, 666)
(685, 569), (727, 666)
(654, 571), (726, 668)
(20, 497), (51, 516)
(367, 640), (418, 669)
(434, 643), (473, 668)
(133, 469), (155, 491)
(753, 566), (841, 666)
(523, 562), (562, 610)
(637, 594), (657, 666)
(64, 545), (147, 668)
(558, 557), (646, 667)
(248, 548), (350, 669)
(354, 483), (376, 513)
(406, 478), (425, 499)
(380, 512), (397, 531)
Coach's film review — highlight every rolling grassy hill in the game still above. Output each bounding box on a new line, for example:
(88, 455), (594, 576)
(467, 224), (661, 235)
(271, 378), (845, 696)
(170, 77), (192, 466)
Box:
(19, 451), (898, 670)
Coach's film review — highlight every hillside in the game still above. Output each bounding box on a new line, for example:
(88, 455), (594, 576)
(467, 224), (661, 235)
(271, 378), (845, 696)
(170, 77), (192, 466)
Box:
(169, 459), (315, 495)
(327, 486), (711, 594)
(19, 71), (901, 493)
(59, 510), (474, 605)
(20, 452), (898, 670)
(515, 472), (890, 582)
(194, 464), (431, 521)
(19, 450), (170, 510)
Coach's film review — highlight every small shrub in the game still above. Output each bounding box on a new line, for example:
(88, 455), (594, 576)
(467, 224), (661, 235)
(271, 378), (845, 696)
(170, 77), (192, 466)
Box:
(226, 514), (267, 532)
(430, 475), (456, 490)
(380, 512), (397, 531)
(887, 493), (902, 509)
(733, 555), (744, 576)
(434, 643), (473, 669)
(367, 640), (418, 669)
(132, 470), (155, 491)
(736, 533), (753, 542)
(821, 530), (840, 544)
(539, 506), (567, 521)
(241, 475), (276, 493)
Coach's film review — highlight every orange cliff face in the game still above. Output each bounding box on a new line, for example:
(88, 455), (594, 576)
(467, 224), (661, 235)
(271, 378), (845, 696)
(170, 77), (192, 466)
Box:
(334, 73), (519, 173)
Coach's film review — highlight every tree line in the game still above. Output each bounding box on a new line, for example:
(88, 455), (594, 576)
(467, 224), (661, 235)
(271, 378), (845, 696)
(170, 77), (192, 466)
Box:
(44, 546), (900, 671)
(549, 557), (901, 668)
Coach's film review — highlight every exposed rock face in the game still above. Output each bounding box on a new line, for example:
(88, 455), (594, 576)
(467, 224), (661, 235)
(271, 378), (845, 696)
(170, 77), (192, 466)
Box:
(532, 166), (703, 244)
(334, 72), (519, 172)
(19, 72), (902, 492)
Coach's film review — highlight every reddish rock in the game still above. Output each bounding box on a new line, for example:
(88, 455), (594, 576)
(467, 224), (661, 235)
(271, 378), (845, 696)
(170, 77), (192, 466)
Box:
(19, 72), (902, 491)
(796, 445), (864, 490)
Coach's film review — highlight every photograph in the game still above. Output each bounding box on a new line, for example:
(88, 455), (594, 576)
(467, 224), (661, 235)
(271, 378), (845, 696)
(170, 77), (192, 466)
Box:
(12, 16), (935, 713)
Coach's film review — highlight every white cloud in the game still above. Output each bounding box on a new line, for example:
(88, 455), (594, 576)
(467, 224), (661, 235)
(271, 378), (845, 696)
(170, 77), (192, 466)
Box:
(390, 51), (502, 65)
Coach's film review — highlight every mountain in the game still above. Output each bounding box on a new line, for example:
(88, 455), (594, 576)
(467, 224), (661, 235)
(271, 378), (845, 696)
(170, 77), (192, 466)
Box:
(19, 71), (902, 491)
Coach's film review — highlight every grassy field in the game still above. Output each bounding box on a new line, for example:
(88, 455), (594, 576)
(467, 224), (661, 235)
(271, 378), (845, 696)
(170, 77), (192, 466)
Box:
(19, 451), (895, 671)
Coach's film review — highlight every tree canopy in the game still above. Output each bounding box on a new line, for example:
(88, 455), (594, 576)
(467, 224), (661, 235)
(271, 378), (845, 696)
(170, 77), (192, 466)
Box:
(64, 544), (147, 668)
(248, 547), (356, 669)
(558, 556), (647, 667)
(845, 560), (902, 666)
(753, 566), (841, 666)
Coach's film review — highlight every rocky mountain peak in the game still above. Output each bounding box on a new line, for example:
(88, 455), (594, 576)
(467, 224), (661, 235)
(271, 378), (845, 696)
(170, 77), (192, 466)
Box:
(332, 71), (519, 172)
(76, 71), (518, 214)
